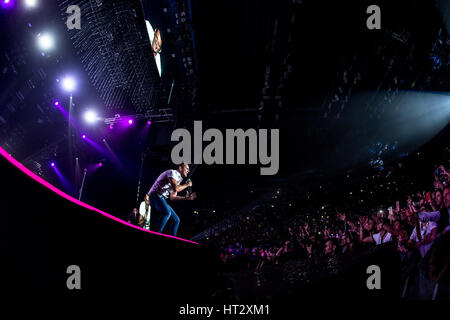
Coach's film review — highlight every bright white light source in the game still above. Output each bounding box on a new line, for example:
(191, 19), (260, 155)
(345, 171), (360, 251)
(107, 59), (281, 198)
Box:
(37, 33), (54, 51)
(84, 110), (98, 124)
(25, 0), (38, 8)
(61, 76), (76, 92)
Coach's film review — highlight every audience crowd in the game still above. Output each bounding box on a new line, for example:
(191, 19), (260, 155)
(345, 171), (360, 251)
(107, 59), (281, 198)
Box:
(205, 146), (450, 299)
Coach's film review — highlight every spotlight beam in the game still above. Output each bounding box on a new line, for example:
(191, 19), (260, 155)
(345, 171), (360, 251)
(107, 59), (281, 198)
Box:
(52, 164), (74, 195)
(102, 138), (126, 172)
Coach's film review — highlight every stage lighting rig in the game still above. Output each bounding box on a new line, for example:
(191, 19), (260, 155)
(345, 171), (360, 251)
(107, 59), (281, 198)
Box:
(103, 108), (174, 127)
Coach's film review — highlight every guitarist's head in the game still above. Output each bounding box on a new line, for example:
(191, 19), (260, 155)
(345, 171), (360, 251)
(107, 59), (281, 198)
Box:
(176, 162), (190, 178)
(144, 193), (150, 204)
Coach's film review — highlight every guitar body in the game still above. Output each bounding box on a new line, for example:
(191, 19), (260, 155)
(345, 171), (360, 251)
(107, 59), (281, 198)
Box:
(138, 205), (151, 229)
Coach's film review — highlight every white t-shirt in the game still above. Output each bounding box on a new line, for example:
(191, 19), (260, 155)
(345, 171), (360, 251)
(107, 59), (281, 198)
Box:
(139, 201), (151, 229)
(372, 232), (392, 245)
(409, 221), (438, 258)
(149, 169), (182, 199)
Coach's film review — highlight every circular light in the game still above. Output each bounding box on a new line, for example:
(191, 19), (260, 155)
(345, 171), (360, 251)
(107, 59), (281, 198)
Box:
(51, 162), (55, 167)
(84, 110), (98, 124)
(61, 77), (76, 92)
(147, 120), (152, 125)
(81, 134), (86, 139)
(25, 0), (37, 8)
(1, 0), (14, 8)
(53, 100), (60, 107)
(128, 119), (133, 125)
(98, 162), (103, 167)
(37, 33), (54, 51)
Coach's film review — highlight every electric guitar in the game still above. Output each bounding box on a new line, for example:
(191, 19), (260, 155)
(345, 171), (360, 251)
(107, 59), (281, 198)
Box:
(138, 204), (151, 229)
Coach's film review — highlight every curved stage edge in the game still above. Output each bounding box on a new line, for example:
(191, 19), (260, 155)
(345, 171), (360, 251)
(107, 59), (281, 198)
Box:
(0, 146), (198, 245)
(0, 146), (220, 299)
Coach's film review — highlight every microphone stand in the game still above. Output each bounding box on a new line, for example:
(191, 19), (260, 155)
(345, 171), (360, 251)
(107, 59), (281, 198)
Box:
(78, 168), (87, 201)
(136, 152), (146, 206)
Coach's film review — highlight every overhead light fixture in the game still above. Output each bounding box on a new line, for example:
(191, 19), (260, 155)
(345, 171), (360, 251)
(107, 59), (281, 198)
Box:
(37, 33), (55, 52)
(24, 0), (37, 8)
(61, 76), (76, 92)
(1, 0), (15, 9)
(84, 110), (98, 124)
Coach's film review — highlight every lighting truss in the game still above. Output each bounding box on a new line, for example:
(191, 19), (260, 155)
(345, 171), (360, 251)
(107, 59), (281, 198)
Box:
(104, 108), (174, 126)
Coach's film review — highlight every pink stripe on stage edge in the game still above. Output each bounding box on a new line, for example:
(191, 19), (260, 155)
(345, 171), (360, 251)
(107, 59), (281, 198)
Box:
(0, 146), (199, 245)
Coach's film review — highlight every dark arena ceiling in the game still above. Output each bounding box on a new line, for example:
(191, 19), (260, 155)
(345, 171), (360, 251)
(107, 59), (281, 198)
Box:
(57, 0), (165, 113)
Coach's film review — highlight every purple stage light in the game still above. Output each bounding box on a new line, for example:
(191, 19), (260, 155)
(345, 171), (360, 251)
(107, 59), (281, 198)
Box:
(53, 102), (69, 118)
(82, 134), (86, 139)
(1, 0), (15, 8)
(51, 162), (55, 167)
(147, 120), (152, 125)
(128, 119), (133, 125)
(98, 162), (103, 167)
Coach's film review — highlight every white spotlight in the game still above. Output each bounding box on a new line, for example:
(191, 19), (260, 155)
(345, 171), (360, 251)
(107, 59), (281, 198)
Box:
(25, 0), (38, 8)
(37, 33), (54, 51)
(84, 110), (98, 124)
(62, 76), (76, 92)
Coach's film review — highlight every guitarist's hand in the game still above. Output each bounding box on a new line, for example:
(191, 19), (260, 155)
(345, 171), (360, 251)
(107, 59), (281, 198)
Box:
(186, 192), (197, 200)
(186, 179), (193, 188)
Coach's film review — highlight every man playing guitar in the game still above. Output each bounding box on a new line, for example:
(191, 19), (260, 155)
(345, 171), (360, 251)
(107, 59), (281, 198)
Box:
(138, 193), (151, 230)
